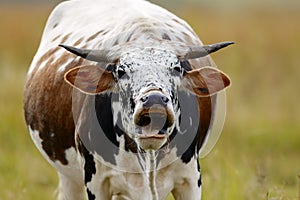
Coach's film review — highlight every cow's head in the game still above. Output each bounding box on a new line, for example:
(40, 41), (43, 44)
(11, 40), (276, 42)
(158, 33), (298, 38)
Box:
(61, 42), (232, 151)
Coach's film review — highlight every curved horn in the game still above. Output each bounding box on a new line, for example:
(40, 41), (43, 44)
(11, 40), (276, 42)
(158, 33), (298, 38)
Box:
(183, 41), (234, 60)
(59, 44), (117, 63)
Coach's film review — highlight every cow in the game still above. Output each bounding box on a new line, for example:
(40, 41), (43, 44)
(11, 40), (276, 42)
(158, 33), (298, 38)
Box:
(23, 0), (233, 199)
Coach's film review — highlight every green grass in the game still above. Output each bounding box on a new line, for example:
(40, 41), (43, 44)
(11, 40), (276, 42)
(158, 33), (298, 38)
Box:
(0, 4), (299, 200)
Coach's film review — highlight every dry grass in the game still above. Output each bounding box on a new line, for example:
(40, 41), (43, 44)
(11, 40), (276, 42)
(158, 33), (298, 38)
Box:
(0, 3), (299, 200)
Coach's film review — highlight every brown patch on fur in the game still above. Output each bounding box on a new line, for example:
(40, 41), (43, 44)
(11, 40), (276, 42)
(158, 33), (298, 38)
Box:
(73, 37), (84, 46)
(61, 33), (72, 44)
(86, 30), (105, 42)
(181, 32), (191, 40)
(165, 23), (173, 28)
(172, 18), (181, 24)
(24, 48), (84, 165)
(51, 35), (61, 43)
(175, 36), (184, 43)
(35, 47), (60, 68)
(196, 96), (213, 150)
(190, 56), (216, 150)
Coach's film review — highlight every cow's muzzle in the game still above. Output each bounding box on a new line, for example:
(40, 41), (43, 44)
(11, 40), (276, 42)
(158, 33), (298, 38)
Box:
(134, 91), (175, 139)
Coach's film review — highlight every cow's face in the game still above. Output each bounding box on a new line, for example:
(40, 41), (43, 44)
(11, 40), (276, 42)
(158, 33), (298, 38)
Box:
(63, 46), (231, 151)
(112, 48), (181, 150)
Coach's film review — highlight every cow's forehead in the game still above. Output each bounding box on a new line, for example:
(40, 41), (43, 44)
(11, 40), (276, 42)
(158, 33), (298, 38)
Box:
(119, 48), (180, 69)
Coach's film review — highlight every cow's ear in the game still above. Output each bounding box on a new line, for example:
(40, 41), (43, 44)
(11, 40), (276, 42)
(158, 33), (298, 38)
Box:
(64, 65), (115, 94)
(183, 66), (231, 96)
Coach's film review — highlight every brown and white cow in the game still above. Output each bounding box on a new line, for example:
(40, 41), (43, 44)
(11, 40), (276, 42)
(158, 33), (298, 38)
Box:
(24, 0), (232, 199)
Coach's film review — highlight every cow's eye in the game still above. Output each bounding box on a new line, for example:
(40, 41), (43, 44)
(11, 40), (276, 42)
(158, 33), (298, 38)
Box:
(174, 66), (182, 73)
(117, 69), (126, 78)
(173, 66), (183, 76)
(116, 66), (127, 78)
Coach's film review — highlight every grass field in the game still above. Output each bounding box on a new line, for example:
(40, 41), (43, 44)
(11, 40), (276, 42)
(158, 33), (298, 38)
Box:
(0, 3), (299, 200)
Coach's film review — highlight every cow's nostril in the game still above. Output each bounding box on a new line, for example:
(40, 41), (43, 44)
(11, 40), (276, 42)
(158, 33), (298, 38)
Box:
(139, 115), (151, 127)
(161, 96), (169, 104)
(141, 96), (149, 103)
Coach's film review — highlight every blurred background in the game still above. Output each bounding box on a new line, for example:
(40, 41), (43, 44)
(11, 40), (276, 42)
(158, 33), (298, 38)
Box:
(0, 0), (299, 199)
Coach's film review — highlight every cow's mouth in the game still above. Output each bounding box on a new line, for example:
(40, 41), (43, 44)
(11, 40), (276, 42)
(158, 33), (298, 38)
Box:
(134, 107), (174, 138)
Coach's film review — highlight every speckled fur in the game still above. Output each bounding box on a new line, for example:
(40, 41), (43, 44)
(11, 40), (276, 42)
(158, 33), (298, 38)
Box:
(115, 48), (181, 139)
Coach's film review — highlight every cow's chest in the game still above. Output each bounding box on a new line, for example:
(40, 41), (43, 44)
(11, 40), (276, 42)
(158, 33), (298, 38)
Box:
(88, 167), (173, 199)
(86, 147), (200, 200)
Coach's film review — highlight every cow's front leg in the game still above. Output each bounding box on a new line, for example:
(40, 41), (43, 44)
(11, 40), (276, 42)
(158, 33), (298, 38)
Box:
(57, 172), (84, 200)
(172, 184), (202, 200)
(82, 149), (108, 200)
(83, 150), (96, 200)
(171, 158), (202, 200)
